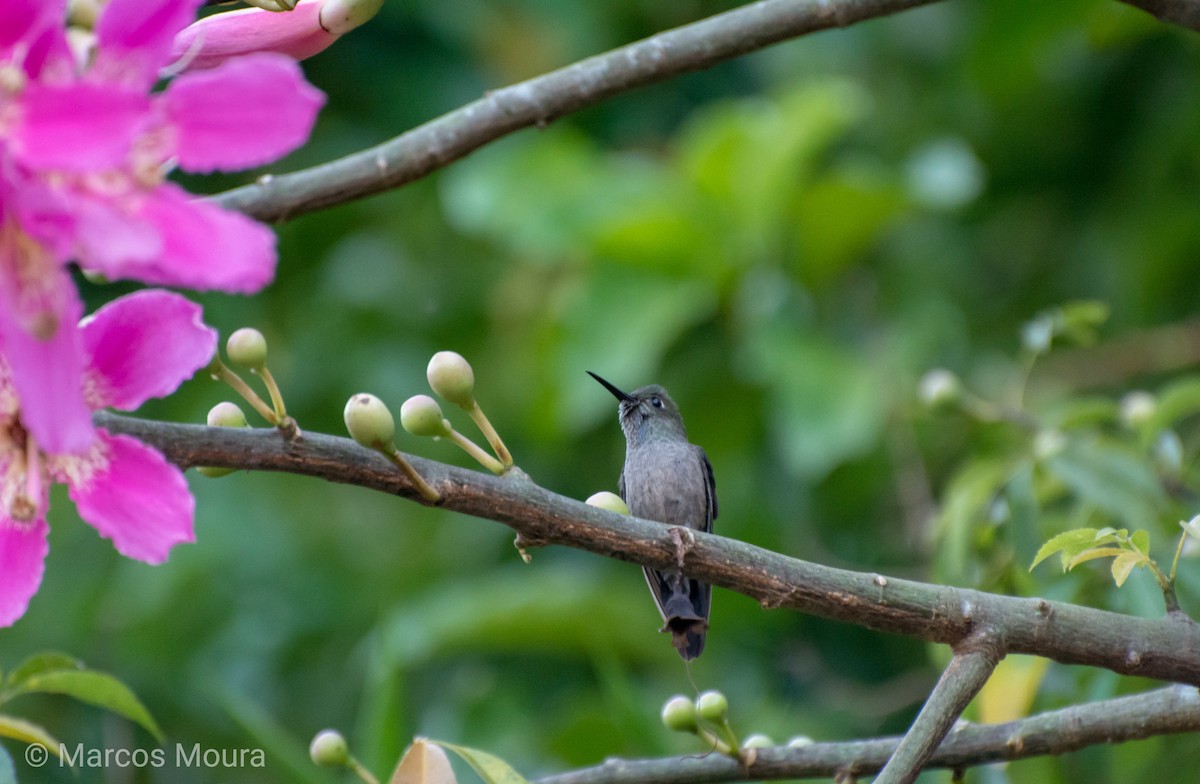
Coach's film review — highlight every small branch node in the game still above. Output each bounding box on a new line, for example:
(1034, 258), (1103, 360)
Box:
(1125, 649), (1143, 670)
(669, 526), (696, 571)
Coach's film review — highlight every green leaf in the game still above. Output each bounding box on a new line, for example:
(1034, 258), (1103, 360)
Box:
(1131, 529), (1150, 556)
(0, 742), (16, 784)
(0, 714), (63, 757)
(1030, 528), (1100, 571)
(1146, 378), (1200, 434)
(8, 671), (162, 742)
(1065, 546), (1127, 571)
(1111, 550), (1147, 587)
(4, 652), (81, 690)
(432, 741), (529, 784)
(1055, 300), (1109, 345)
(390, 738), (457, 784)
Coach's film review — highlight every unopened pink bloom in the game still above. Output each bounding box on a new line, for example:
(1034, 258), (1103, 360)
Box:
(173, 0), (332, 71)
(0, 0), (323, 454)
(171, 0), (381, 72)
(0, 290), (217, 627)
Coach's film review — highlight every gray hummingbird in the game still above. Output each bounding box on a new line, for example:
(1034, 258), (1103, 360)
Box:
(588, 372), (718, 660)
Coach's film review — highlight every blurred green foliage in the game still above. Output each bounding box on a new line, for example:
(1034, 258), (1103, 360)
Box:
(6, 0), (1200, 782)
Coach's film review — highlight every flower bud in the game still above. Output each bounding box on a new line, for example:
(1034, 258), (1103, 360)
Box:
(585, 491), (630, 515)
(400, 395), (452, 438)
(918, 369), (961, 408)
(344, 393), (395, 449)
(742, 733), (774, 749)
(786, 735), (814, 748)
(661, 695), (699, 733)
(1120, 391), (1157, 429)
(227, 328), (268, 370)
(1032, 429), (1066, 461)
(309, 729), (349, 767)
(427, 351), (476, 409)
(207, 401), (249, 428)
(695, 690), (729, 723)
(320, 0), (384, 35)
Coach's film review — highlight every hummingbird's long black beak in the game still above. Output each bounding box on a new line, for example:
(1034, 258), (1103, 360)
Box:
(587, 371), (635, 402)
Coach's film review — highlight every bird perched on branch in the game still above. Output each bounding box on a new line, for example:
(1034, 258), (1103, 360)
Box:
(588, 372), (717, 660)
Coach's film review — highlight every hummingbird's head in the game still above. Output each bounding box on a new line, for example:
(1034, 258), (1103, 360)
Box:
(588, 372), (687, 445)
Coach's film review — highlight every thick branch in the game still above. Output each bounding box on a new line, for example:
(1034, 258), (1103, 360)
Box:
(873, 632), (1003, 784)
(1116, 0), (1200, 30)
(212, 0), (941, 222)
(96, 414), (1200, 685)
(536, 686), (1200, 784)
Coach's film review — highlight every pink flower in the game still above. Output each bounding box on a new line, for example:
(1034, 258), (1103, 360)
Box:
(171, 0), (381, 72)
(0, 289), (217, 627)
(0, 0), (324, 454)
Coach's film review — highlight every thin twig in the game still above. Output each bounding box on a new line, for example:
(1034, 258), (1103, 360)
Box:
(211, 0), (942, 223)
(535, 686), (1200, 784)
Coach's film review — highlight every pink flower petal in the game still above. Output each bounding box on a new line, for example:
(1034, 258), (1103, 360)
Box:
(123, 183), (277, 293)
(163, 52), (325, 172)
(82, 290), (216, 411)
(94, 0), (205, 87)
(68, 431), (194, 564)
(171, 0), (335, 72)
(70, 190), (162, 271)
(0, 517), (49, 627)
(0, 0), (66, 72)
(0, 255), (93, 454)
(14, 82), (149, 170)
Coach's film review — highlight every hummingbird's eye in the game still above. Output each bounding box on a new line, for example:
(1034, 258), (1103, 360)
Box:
(651, 396), (663, 408)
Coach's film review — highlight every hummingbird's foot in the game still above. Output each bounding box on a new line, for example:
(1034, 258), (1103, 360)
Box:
(669, 526), (696, 572)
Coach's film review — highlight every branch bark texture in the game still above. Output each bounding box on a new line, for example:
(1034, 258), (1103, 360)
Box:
(1117, 0), (1200, 29)
(96, 414), (1200, 686)
(212, 0), (942, 223)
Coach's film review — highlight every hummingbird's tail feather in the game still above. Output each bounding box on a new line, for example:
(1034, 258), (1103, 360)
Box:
(653, 573), (711, 660)
(661, 602), (708, 660)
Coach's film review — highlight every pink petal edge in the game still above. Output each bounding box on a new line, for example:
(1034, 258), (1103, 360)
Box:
(68, 431), (195, 564)
(164, 52), (325, 172)
(0, 517), (50, 627)
(82, 290), (217, 411)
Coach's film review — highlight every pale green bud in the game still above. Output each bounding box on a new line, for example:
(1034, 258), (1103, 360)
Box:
(427, 351), (475, 409)
(226, 328), (268, 370)
(918, 369), (961, 408)
(695, 690), (729, 723)
(742, 734), (774, 749)
(786, 736), (814, 748)
(320, 0), (384, 35)
(586, 491), (630, 515)
(1032, 429), (1066, 461)
(207, 401), (249, 428)
(400, 395), (452, 438)
(661, 695), (699, 733)
(344, 393), (396, 449)
(309, 729), (349, 767)
(1120, 391), (1157, 429)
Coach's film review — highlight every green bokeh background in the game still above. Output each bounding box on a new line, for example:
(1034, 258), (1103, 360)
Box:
(5, 0), (1200, 781)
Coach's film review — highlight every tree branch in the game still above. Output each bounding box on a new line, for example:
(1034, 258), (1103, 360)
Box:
(211, 0), (942, 223)
(535, 685), (1200, 784)
(95, 413), (1200, 685)
(873, 631), (1003, 784)
(1116, 0), (1200, 31)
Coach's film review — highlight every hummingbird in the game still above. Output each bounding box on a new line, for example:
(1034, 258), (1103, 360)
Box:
(588, 372), (717, 660)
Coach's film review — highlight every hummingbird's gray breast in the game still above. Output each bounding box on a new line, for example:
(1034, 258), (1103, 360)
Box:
(622, 438), (710, 530)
